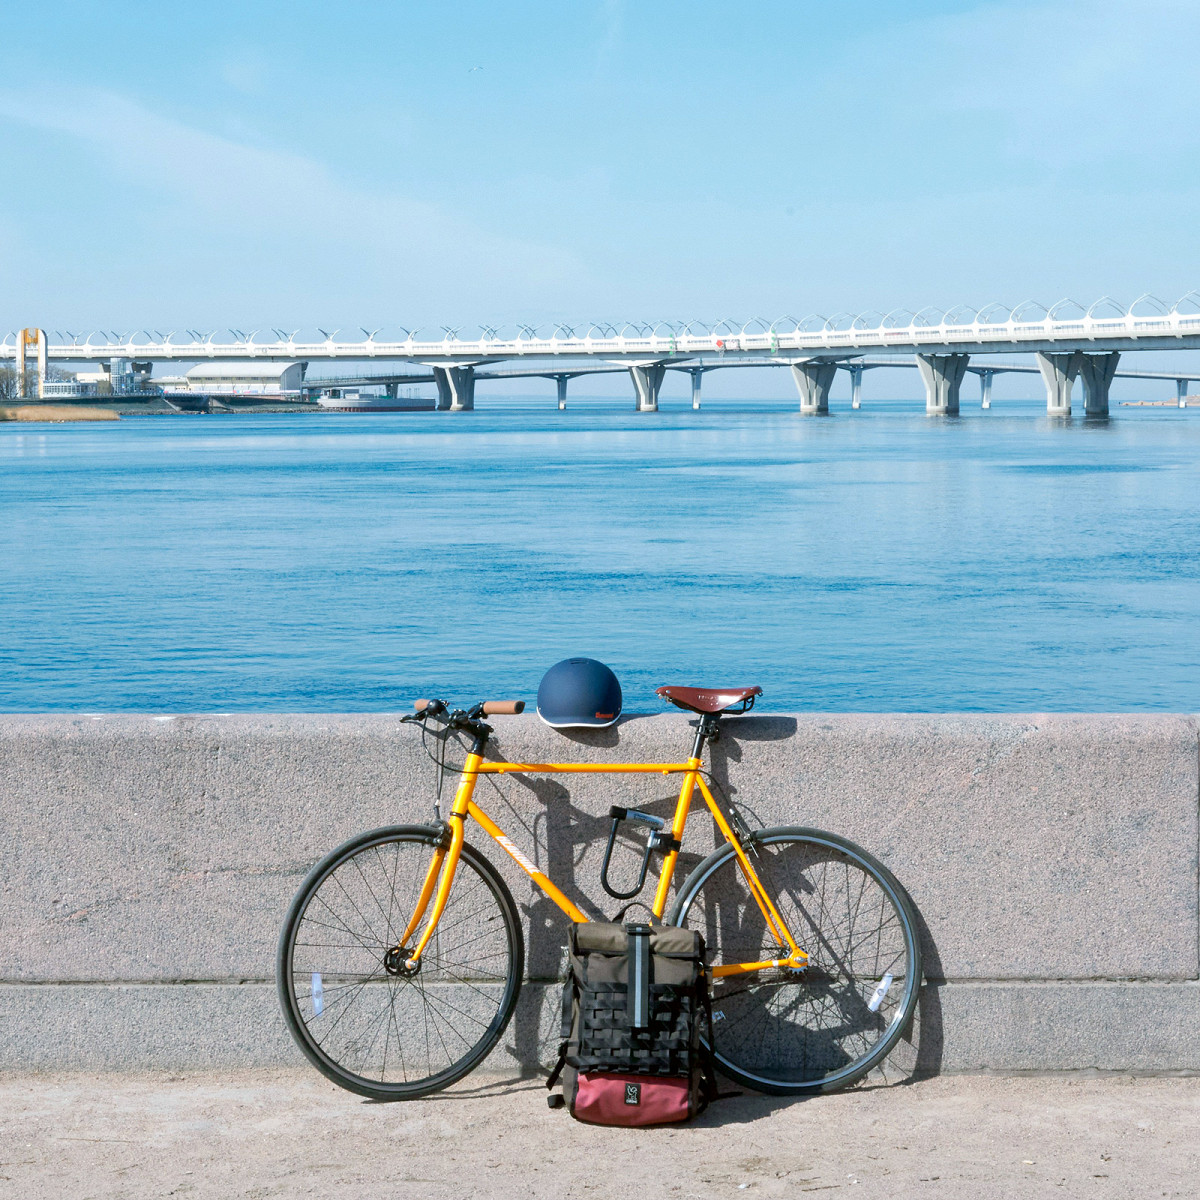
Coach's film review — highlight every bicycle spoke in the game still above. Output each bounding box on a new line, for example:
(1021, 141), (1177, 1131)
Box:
(672, 830), (919, 1092)
(281, 830), (520, 1097)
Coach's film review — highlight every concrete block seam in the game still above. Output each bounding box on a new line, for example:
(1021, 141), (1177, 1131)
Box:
(3, 975), (1200, 988)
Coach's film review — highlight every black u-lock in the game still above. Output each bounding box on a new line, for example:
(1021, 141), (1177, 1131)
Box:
(600, 806), (681, 900)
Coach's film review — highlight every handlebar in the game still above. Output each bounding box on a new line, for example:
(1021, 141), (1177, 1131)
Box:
(411, 698), (524, 717)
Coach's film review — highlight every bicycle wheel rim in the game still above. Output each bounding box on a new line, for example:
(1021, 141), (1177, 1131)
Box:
(277, 827), (523, 1099)
(670, 827), (921, 1094)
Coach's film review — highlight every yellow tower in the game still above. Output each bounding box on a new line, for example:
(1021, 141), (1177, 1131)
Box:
(15, 328), (47, 398)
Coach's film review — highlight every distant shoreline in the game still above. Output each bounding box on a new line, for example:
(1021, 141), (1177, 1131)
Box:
(0, 404), (118, 422)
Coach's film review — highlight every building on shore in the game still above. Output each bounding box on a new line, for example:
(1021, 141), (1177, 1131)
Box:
(182, 362), (306, 397)
(41, 359), (155, 398)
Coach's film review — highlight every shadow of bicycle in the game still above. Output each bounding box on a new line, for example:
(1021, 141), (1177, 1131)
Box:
(462, 713), (946, 1104)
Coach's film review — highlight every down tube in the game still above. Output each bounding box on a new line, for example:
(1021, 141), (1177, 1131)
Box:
(466, 801), (589, 924)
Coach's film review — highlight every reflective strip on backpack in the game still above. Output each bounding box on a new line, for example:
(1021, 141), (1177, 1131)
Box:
(627, 924), (652, 1029)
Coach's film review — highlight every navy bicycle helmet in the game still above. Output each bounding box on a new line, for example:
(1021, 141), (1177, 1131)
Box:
(536, 658), (623, 729)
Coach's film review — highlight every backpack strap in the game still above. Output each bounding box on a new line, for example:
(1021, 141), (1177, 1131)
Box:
(546, 969), (579, 1091)
(626, 923), (653, 1030)
(698, 970), (741, 1103)
(545, 1046), (568, 1092)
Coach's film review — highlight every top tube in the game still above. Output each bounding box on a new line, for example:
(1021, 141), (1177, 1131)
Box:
(476, 761), (699, 775)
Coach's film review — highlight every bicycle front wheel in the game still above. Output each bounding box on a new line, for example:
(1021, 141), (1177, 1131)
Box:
(668, 826), (922, 1094)
(277, 825), (524, 1099)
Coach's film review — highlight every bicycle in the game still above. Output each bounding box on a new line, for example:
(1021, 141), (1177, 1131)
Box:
(277, 687), (923, 1100)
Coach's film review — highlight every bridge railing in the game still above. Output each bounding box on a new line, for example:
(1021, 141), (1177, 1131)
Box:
(11, 300), (1200, 363)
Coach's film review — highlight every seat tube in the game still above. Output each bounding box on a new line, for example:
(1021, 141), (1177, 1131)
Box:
(650, 757), (701, 918)
(406, 751), (481, 966)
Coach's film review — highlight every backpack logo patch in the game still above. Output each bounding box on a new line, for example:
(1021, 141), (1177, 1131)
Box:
(624, 1082), (641, 1106)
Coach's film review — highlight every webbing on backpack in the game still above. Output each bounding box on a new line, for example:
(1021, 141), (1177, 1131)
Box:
(546, 921), (719, 1105)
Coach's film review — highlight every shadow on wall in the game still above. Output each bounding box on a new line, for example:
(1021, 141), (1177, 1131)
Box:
(478, 713), (941, 1087)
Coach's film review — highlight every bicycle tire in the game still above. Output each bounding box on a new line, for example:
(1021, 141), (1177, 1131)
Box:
(668, 825), (922, 1095)
(277, 824), (524, 1100)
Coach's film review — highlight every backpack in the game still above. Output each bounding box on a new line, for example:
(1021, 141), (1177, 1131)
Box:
(547, 921), (716, 1126)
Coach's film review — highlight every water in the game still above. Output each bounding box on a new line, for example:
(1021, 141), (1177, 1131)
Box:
(2, 396), (1198, 712)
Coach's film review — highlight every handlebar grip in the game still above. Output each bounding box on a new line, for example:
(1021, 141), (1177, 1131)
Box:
(482, 700), (525, 715)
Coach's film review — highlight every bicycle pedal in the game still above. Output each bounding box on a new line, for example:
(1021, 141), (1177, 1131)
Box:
(547, 1093), (565, 1109)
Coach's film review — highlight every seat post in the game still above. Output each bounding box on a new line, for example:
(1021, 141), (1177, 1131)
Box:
(690, 714), (717, 760)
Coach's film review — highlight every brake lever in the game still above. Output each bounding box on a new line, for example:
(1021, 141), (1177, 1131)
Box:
(401, 700), (447, 724)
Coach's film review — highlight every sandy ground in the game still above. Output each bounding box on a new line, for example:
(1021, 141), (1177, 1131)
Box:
(1, 1071), (1197, 1199)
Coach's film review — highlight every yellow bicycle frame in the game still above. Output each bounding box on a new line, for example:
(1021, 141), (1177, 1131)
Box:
(397, 753), (809, 980)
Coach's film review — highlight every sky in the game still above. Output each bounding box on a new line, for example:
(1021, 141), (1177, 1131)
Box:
(2, 0), (1199, 398)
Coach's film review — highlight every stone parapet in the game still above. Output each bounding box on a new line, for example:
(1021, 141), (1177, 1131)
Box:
(0, 714), (1196, 1072)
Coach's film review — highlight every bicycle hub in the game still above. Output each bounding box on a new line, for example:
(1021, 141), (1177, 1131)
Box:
(384, 946), (421, 978)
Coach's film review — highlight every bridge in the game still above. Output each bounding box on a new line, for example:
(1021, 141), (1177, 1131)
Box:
(300, 356), (1199, 415)
(7, 291), (1200, 416)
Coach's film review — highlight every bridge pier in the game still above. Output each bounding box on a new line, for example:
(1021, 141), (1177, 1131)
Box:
(629, 363), (666, 412)
(1078, 351), (1119, 417)
(1037, 352), (1079, 416)
(850, 364), (863, 409)
(686, 368), (704, 410)
(979, 369), (994, 410)
(791, 360), (837, 414)
(917, 353), (968, 415)
(555, 375), (568, 410)
(433, 365), (475, 412)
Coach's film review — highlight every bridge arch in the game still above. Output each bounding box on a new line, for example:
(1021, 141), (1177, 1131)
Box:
(1011, 300), (1049, 324)
(1171, 291), (1200, 317)
(450, 324), (486, 343)
(942, 304), (977, 327)
(369, 325), (407, 345)
(976, 302), (1011, 326)
(1085, 296), (1128, 320)
(1047, 298), (1086, 322)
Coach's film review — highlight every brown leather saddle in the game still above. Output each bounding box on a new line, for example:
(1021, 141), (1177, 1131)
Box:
(655, 685), (762, 715)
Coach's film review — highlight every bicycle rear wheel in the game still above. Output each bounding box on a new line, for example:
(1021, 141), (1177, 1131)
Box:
(277, 825), (523, 1099)
(668, 826), (921, 1094)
